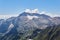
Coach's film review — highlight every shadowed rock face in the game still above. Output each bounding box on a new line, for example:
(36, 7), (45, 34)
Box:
(33, 25), (60, 40)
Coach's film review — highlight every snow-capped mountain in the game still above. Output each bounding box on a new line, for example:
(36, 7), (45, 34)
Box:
(0, 9), (60, 40)
(0, 10), (59, 33)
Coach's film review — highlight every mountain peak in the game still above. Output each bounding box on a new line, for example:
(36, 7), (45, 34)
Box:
(25, 9), (39, 13)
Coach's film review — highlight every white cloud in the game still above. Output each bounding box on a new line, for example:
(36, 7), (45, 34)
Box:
(25, 9), (31, 13)
(32, 9), (39, 13)
(40, 11), (46, 14)
(0, 14), (18, 19)
(25, 9), (60, 17)
(0, 9), (60, 19)
(40, 11), (60, 17)
(25, 9), (39, 13)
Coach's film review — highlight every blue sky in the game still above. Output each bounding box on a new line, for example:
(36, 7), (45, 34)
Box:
(0, 0), (60, 15)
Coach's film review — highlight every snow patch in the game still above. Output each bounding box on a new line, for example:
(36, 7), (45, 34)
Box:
(2, 23), (14, 36)
(27, 15), (38, 20)
(8, 23), (14, 29)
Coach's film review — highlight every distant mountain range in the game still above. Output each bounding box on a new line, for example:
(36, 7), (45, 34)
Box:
(0, 11), (60, 40)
